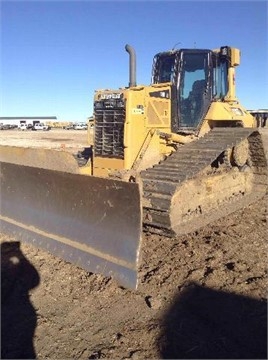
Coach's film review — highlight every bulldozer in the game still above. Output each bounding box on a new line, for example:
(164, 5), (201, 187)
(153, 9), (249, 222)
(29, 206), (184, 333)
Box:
(1, 44), (267, 289)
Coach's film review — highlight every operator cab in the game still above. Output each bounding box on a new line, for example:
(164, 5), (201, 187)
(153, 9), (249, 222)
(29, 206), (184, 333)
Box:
(152, 47), (229, 133)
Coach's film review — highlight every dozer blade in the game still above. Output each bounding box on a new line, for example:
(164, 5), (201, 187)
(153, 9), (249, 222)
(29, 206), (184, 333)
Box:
(0, 145), (82, 173)
(0, 161), (142, 289)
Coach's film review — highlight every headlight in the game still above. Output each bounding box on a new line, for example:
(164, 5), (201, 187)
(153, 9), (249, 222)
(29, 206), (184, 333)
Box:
(94, 101), (104, 109)
(231, 107), (244, 116)
(116, 100), (125, 108)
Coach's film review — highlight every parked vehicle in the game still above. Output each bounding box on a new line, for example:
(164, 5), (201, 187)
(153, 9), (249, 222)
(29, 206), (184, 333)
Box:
(63, 124), (74, 130)
(18, 123), (28, 131)
(32, 123), (51, 131)
(0, 124), (17, 130)
(74, 123), (87, 130)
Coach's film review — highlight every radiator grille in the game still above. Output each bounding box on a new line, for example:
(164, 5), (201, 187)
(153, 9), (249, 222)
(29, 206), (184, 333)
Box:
(94, 108), (125, 159)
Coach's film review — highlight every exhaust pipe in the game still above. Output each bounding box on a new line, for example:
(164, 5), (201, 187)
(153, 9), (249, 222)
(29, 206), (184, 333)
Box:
(125, 44), (136, 87)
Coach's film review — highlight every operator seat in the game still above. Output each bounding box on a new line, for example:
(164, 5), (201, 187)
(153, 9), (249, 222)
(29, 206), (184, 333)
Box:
(188, 79), (206, 126)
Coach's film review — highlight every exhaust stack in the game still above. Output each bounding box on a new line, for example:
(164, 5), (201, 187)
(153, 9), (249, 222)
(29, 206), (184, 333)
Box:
(125, 44), (136, 87)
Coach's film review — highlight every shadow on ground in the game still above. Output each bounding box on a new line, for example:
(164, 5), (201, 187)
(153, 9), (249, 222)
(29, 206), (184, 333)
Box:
(1, 241), (40, 359)
(158, 282), (267, 359)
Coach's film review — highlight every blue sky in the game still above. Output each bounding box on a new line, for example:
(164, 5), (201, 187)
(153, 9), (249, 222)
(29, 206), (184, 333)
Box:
(1, 0), (267, 122)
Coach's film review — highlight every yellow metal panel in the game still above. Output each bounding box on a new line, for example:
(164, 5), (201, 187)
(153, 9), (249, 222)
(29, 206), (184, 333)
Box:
(94, 157), (125, 170)
(93, 158), (125, 177)
(124, 87), (147, 169)
(230, 48), (240, 66)
(147, 100), (169, 126)
(145, 84), (171, 128)
(203, 101), (255, 127)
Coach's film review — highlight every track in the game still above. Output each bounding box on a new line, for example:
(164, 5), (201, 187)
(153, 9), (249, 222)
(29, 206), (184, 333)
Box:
(141, 127), (268, 236)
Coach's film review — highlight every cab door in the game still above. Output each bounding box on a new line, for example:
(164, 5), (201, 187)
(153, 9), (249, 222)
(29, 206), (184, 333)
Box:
(177, 50), (212, 131)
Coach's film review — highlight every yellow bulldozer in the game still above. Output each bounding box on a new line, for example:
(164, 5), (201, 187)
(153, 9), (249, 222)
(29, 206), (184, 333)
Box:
(1, 44), (267, 289)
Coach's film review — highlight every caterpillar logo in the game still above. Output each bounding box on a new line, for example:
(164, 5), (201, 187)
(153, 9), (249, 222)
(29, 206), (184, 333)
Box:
(99, 93), (123, 100)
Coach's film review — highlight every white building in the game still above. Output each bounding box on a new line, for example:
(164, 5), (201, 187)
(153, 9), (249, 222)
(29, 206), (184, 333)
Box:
(0, 116), (57, 126)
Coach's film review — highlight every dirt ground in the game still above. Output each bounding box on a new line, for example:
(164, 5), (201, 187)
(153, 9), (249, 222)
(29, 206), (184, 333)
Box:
(0, 128), (91, 153)
(1, 129), (267, 359)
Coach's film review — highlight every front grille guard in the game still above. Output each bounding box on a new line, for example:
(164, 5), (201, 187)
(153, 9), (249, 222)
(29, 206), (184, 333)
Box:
(94, 106), (125, 159)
